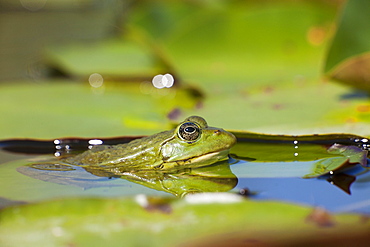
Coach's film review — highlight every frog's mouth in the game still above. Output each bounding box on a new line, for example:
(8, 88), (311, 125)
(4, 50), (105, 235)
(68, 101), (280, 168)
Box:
(183, 149), (230, 168)
(159, 149), (231, 170)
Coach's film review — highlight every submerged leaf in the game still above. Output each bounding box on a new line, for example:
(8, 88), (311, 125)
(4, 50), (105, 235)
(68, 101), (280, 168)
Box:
(303, 156), (351, 178)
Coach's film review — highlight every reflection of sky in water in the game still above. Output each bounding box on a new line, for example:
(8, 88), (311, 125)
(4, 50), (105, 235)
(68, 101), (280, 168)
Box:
(232, 162), (370, 214)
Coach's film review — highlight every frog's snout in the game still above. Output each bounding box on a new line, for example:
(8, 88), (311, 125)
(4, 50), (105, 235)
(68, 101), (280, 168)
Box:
(228, 132), (237, 147)
(213, 129), (237, 147)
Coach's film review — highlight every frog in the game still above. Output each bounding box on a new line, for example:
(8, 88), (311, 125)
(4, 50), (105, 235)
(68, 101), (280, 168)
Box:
(66, 116), (236, 171)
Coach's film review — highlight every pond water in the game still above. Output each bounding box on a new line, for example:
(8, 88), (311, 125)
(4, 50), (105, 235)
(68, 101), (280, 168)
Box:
(0, 133), (369, 215)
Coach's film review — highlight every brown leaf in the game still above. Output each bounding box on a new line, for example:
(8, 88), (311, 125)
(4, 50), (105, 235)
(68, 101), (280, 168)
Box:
(329, 53), (370, 91)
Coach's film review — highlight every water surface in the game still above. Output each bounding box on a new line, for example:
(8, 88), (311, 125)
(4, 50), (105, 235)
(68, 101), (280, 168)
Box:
(1, 134), (369, 214)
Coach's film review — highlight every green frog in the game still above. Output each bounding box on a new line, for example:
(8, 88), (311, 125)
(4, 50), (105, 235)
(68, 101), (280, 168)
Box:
(67, 116), (236, 171)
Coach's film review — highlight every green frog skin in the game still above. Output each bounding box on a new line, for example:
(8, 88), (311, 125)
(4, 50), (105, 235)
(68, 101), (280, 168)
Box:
(67, 116), (236, 170)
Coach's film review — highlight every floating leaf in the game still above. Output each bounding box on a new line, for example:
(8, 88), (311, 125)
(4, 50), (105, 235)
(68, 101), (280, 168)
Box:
(0, 82), (201, 139)
(230, 132), (368, 178)
(0, 196), (369, 247)
(45, 40), (165, 79)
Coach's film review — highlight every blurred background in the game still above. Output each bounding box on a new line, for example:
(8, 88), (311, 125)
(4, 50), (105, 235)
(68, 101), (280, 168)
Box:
(0, 0), (369, 139)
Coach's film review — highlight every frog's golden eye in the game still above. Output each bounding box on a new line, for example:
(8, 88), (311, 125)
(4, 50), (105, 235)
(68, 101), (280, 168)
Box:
(178, 122), (200, 142)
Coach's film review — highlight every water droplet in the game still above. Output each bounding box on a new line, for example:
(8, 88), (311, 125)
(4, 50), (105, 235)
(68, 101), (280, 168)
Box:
(88, 139), (103, 145)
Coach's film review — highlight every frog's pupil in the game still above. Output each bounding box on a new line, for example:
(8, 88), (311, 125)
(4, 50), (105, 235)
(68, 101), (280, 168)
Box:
(185, 126), (195, 133)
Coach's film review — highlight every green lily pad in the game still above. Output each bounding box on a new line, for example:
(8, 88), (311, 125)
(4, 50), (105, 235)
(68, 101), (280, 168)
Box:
(0, 196), (369, 247)
(0, 81), (201, 139)
(1, 77), (369, 141)
(46, 40), (166, 78)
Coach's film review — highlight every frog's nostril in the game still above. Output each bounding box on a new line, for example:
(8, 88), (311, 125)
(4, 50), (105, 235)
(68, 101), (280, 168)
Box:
(214, 130), (221, 135)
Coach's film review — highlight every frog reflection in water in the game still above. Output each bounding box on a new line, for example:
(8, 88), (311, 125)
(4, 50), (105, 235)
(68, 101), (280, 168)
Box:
(67, 116), (237, 171)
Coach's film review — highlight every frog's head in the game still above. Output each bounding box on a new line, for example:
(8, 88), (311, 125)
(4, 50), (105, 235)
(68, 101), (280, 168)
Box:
(159, 116), (236, 169)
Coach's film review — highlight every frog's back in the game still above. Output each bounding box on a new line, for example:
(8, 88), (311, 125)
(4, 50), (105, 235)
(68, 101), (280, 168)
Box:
(67, 130), (173, 169)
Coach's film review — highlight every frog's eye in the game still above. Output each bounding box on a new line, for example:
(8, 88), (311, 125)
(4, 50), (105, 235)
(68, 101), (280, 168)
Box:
(178, 122), (200, 142)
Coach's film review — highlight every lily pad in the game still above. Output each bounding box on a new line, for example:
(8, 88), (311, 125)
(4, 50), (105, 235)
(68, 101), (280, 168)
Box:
(0, 81), (201, 139)
(0, 196), (369, 247)
(45, 40), (167, 78)
(229, 131), (368, 178)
